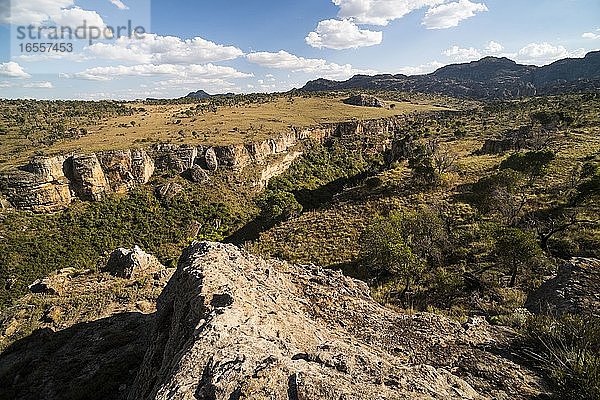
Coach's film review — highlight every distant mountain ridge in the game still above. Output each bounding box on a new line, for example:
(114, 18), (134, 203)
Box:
(301, 51), (600, 100)
(186, 90), (236, 99)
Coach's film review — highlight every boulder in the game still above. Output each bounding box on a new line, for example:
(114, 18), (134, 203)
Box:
(104, 246), (162, 279)
(188, 165), (209, 183)
(343, 94), (386, 108)
(28, 278), (65, 296)
(204, 147), (218, 171)
(127, 241), (548, 400)
(526, 257), (600, 315)
(154, 182), (184, 200)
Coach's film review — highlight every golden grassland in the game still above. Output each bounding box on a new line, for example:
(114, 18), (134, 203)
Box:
(0, 96), (448, 170)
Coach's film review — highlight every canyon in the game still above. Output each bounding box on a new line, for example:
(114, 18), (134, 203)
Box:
(0, 116), (415, 212)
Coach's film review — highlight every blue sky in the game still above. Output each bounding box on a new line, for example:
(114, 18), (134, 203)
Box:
(0, 0), (599, 99)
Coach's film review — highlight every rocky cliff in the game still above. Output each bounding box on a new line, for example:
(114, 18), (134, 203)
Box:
(0, 117), (409, 213)
(126, 242), (547, 400)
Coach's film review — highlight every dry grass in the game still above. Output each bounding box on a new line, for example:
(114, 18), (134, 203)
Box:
(0, 96), (447, 170)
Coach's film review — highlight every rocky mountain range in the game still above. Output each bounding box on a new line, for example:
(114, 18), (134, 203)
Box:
(301, 51), (600, 100)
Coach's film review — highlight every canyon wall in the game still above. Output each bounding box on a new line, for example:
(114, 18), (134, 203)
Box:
(0, 117), (409, 212)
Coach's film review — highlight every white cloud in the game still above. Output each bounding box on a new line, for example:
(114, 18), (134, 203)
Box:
(582, 30), (600, 40)
(109, 0), (129, 10)
(306, 19), (382, 49)
(0, 0), (106, 29)
(484, 40), (504, 54)
(0, 62), (31, 78)
(442, 45), (482, 62)
(332, 0), (445, 26)
(516, 42), (576, 64)
(423, 0), (488, 29)
(397, 61), (445, 75)
(247, 50), (376, 80)
(66, 63), (253, 81)
(86, 34), (243, 64)
(51, 6), (105, 29)
(23, 81), (54, 89)
(0, 0), (74, 25)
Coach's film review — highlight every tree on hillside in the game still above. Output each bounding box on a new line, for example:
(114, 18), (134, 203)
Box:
(360, 214), (425, 295)
(495, 227), (543, 287)
(499, 150), (555, 182)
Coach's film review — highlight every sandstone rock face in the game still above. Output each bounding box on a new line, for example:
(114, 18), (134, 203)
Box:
(257, 151), (303, 189)
(97, 149), (155, 192)
(69, 154), (110, 201)
(0, 156), (73, 212)
(155, 182), (184, 200)
(526, 257), (600, 315)
(343, 94), (386, 108)
(152, 144), (202, 173)
(188, 164), (209, 183)
(0, 169), (73, 212)
(0, 117), (412, 212)
(104, 246), (163, 279)
(128, 242), (547, 400)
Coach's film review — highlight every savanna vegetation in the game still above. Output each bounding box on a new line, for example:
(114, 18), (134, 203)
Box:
(1, 91), (599, 397)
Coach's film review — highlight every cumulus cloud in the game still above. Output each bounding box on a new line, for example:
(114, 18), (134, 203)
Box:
(423, 0), (488, 29)
(306, 19), (382, 49)
(86, 34), (244, 64)
(65, 63), (252, 81)
(317, 0), (489, 50)
(582, 30), (600, 40)
(0, 62), (31, 78)
(23, 81), (54, 89)
(332, 0), (445, 26)
(516, 42), (586, 65)
(0, 0), (74, 25)
(442, 45), (482, 62)
(246, 50), (376, 79)
(0, 0), (106, 28)
(397, 61), (445, 75)
(484, 40), (504, 54)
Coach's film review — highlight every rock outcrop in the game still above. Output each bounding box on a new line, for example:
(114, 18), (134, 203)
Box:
(526, 257), (600, 315)
(343, 94), (386, 108)
(0, 116), (420, 212)
(69, 154), (110, 201)
(128, 241), (547, 400)
(103, 246), (164, 279)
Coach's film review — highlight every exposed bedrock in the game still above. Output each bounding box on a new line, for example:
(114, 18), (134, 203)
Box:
(0, 117), (414, 212)
(127, 241), (548, 400)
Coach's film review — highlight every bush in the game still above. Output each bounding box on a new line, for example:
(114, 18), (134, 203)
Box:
(500, 150), (555, 179)
(255, 190), (302, 222)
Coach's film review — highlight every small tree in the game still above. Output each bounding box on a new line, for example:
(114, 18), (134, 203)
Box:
(472, 169), (526, 225)
(495, 227), (542, 287)
(360, 213), (426, 295)
(408, 143), (437, 185)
